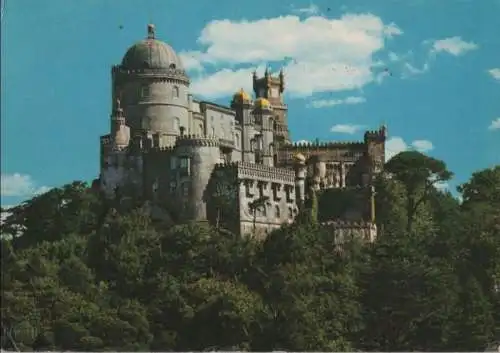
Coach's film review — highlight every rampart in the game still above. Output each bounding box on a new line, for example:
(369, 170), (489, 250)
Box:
(214, 162), (296, 184)
(175, 134), (220, 147)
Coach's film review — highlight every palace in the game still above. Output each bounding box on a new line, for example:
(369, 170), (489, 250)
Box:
(96, 24), (386, 240)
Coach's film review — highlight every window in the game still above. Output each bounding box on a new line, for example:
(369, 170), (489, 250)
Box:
(172, 86), (179, 98)
(169, 63), (176, 69)
(170, 157), (177, 170)
(182, 183), (189, 197)
(141, 85), (150, 98)
(288, 207), (293, 219)
(180, 157), (189, 169)
(235, 133), (240, 148)
(275, 205), (281, 218)
(173, 117), (180, 133)
(199, 123), (204, 135)
(211, 127), (215, 136)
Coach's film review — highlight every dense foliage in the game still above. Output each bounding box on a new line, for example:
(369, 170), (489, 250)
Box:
(1, 152), (499, 351)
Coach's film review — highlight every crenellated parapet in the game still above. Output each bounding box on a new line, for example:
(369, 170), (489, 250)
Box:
(146, 146), (176, 153)
(321, 219), (376, 229)
(277, 141), (366, 166)
(112, 65), (190, 85)
(321, 220), (377, 243)
(288, 140), (365, 148)
(175, 134), (220, 147)
(100, 134), (112, 146)
(364, 125), (387, 143)
(213, 161), (296, 184)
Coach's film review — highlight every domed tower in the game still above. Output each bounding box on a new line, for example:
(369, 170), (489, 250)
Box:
(231, 88), (254, 163)
(111, 24), (190, 147)
(253, 97), (274, 166)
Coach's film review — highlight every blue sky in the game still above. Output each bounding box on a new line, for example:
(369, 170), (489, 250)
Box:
(1, 0), (499, 207)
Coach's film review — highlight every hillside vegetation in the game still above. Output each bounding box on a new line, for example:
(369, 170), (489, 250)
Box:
(1, 151), (499, 351)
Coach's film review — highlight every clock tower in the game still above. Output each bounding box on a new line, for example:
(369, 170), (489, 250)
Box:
(252, 68), (290, 146)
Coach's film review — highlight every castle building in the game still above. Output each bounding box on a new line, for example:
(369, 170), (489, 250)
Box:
(97, 24), (385, 241)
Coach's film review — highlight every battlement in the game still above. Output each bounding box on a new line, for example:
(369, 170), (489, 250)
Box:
(100, 135), (112, 146)
(321, 220), (376, 229)
(214, 161), (296, 184)
(284, 140), (365, 149)
(364, 126), (387, 142)
(112, 65), (188, 78)
(147, 146), (176, 153)
(175, 134), (220, 147)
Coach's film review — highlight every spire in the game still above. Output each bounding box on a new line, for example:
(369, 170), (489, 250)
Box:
(279, 67), (285, 92)
(147, 24), (156, 39)
(264, 66), (269, 78)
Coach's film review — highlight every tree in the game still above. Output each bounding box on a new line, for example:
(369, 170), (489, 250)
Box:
(385, 151), (453, 233)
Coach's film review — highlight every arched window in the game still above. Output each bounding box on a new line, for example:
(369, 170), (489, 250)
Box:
(250, 138), (256, 152)
(172, 86), (179, 98)
(169, 63), (176, 69)
(199, 123), (204, 135)
(235, 133), (240, 148)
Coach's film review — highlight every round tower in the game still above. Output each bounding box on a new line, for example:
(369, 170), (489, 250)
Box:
(231, 88), (254, 163)
(112, 24), (190, 147)
(253, 97), (274, 166)
(293, 152), (307, 209)
(174, 135), (222, 221)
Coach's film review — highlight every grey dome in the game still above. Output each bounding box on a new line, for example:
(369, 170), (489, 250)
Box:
(121, 25), (184, 70)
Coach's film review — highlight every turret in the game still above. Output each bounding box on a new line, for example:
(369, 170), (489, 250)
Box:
(111, 98), (130, 149)
(174, 135), (222, 221)
(231, 88), (254, 163)
(364, 125), (387, 176)
(112, 24), (190, 146)
(293, 153), (307, 210)
(252, 69), (290, 144)
(253, 98), (274, 166)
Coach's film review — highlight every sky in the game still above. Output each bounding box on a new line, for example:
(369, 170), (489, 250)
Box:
(1, 0), (499, 207)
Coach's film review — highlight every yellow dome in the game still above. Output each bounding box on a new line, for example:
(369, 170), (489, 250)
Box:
(232, 88), (251, 102)
(255, 97), (271, 109)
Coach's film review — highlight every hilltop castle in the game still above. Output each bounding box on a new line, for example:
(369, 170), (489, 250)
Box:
(96, 24), (386, 240)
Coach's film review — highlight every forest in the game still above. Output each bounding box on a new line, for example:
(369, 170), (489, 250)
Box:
(1, 151), (499, 351)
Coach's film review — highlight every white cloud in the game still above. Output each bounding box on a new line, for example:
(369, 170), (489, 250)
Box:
(308, 95), (366, 108)
(488, 68), (500, 80)
(178, 51), (205, 71)
(184, 14), (403, 99)
(431, 36), (478, 56)
(385, 137), (408, 161)
(1, 173), (50, 197)
(402, 62), (429, 77)
(385, 137), (434, 161)
(330, 124), (365, 134)
(292, 3), (320, 16)
(388, 52), (400, 61)
(489, 117), (500, 130)
(411, 139), (434, 152)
